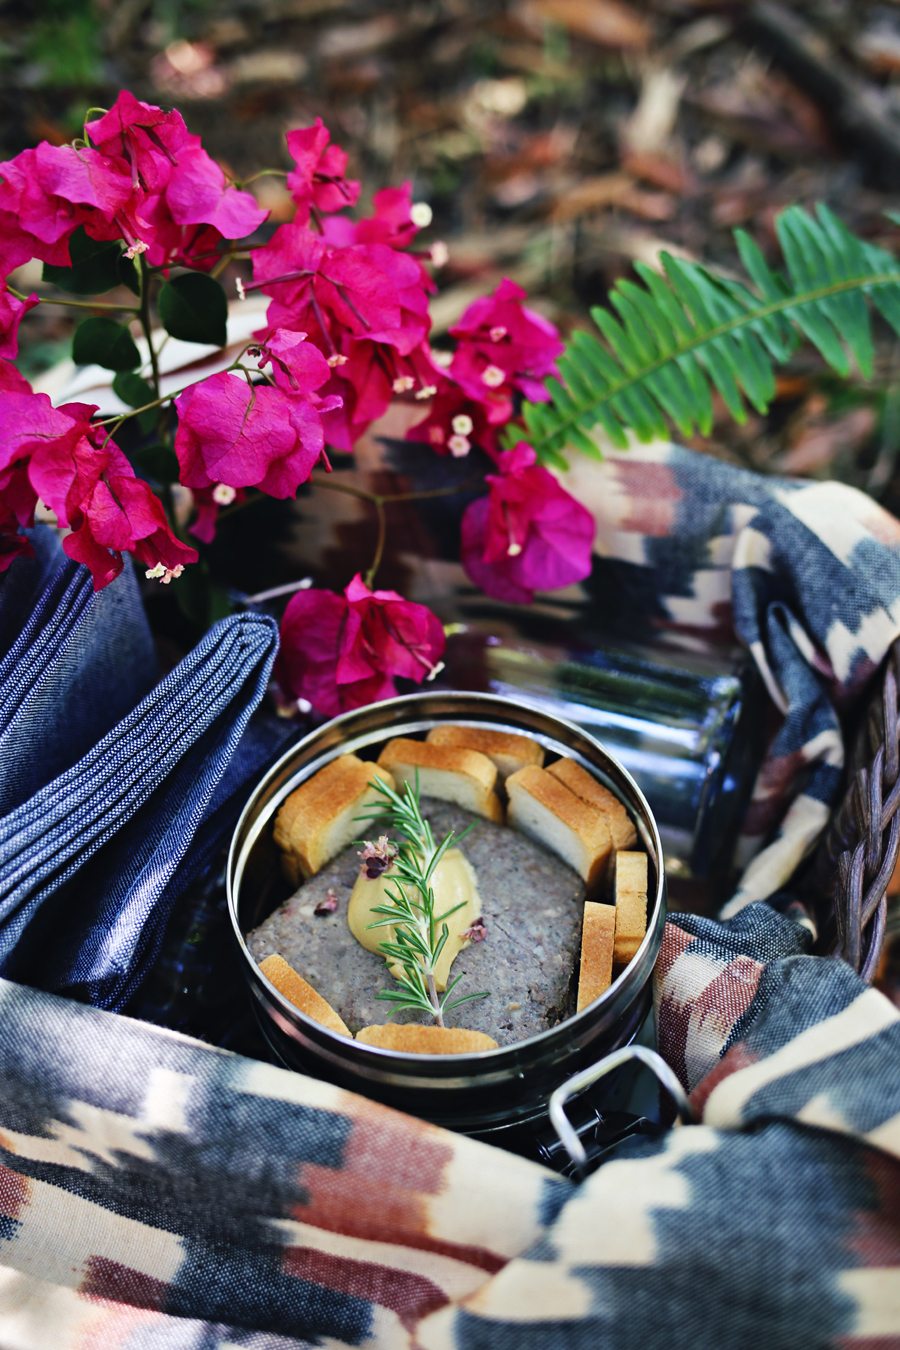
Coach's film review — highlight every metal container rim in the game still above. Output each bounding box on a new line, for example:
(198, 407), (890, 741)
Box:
(226, 689), (665, 1069)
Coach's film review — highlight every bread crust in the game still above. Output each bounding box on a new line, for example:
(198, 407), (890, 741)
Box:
(613, 850), (649, 964)
(355, 1023), (499, 1054)
(426, 725), (545, 779)
(576, 902), (616, 1011)
(259, 954), (351, 1036)
(273, 754), (395, 879)
(377, 737), (503, 822)
(506, 764), (613, 889)
(547, 757), (638, 851)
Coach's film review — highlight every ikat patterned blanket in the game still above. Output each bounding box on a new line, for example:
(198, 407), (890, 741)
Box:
(1, 444), (899, 1344)
(0, 903), (897, 1347)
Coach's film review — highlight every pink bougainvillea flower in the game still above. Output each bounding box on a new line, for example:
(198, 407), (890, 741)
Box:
(86, 92), (190, 191)
(0, 392), (196, 589)
(250, 226), (430, 358)
(315, 338), (404, 452)
(277, 573), (446, 718)
(174, 369), (337, 499)
(0, 213), (42, 281)
(0, 360), (32, 395)
(0, 389), (79, 479)
(285, 118), (360, 221)
(0, 288), (37, 361)
(187, 482), (246, 545)
(0, 143), (130, 263)
(324, 183), (423, 251)
(449, 278), (564, 403)
(0, 460), (38, 573)
(165, 144), (267, 238)
(84, 91), (267, 266)
(407, 370), (504, 458)
(255, 327), (333, 397)
(460, 442), (595, 604)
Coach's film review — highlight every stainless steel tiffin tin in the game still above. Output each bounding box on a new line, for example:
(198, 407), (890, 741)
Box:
(227, 691), (668, 1161)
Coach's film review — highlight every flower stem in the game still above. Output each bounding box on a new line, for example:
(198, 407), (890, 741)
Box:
(237, 168), (288, 188)
(138, 255), (161, 396)
(7, 285), (139, 315)
(309, 472), (482, 587)
(365, 497), (387, 588)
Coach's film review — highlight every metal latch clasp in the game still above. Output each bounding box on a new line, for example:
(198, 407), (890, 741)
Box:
(548, 1044), (696, 1178)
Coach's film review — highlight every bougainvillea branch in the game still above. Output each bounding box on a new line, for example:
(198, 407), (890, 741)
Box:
(0, 90), (597, 717)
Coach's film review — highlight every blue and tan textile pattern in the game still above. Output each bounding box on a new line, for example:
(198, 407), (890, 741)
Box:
(0, 904), (897, 1347)
(566, 442), (900, 915)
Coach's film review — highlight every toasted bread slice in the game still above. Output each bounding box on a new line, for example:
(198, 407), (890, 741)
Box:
(274, 754), (395, 882)
(376, 738), (503, 822)
(356, 1023), (498, 1054)
(506, 765), (613, 890)
(576, 902), (616, 1011)
(259, 954), (351, 1037)
(547, 758), (638, 852)
(613, 850), (649, 965)
(426, 725), (544, 781)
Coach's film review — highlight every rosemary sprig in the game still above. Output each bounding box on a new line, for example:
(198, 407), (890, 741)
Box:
(357, 775), (489, 1026)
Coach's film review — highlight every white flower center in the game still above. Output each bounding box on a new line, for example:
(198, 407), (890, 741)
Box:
(410, 201), (433, 228)
(452, 414), (474, 435)
(145, 563), (185, 584)
(481, 364), (505, 388)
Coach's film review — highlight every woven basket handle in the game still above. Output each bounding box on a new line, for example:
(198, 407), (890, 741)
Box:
(810, 641), (900, 981)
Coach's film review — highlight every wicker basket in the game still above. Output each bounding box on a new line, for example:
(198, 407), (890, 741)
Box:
(811, 641), (900, 981)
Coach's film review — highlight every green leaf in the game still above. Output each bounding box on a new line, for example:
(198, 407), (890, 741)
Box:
(112, 371), (155, 410)
(43, 227), (128, 295)
(159, 273), (228, 346)
(72, 317), (141, 372)
(519, 204), (900, 463)
(131, 443), (179, 483)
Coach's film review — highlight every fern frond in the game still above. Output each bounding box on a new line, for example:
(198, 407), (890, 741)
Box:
(519, 206), (900, 466)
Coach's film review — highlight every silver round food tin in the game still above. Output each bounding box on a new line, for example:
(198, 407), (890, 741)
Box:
(227, 691), (666, 1144)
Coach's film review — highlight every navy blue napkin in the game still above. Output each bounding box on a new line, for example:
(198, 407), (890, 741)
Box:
(0, 537), (285, 1007)
(0, 532), (158, 814)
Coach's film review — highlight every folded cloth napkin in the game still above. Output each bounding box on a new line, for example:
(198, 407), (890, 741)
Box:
(0, 530), (158, 815)
(0, 904), (895, 1348)
(0, 607), (281, 1007)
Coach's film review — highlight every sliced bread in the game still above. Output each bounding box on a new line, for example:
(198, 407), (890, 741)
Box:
(376, 738), (503, 822)
(613, 849), (649, 965)
(506, 764), (613, 890)
(576, 902), (616, 1011)
(274, 753), (395, 882)
(259, 954), (351, 1037)
(356, 1023), (498, 1054)
(547, 757), (638, 851)
(426, 724), (545, 780)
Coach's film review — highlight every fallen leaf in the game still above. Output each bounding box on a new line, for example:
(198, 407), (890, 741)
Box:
(517, 0), (652, 50)
(775, 406), (877, 475)
(549, 172), (634, 221)
(621, 148), (693, 194)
